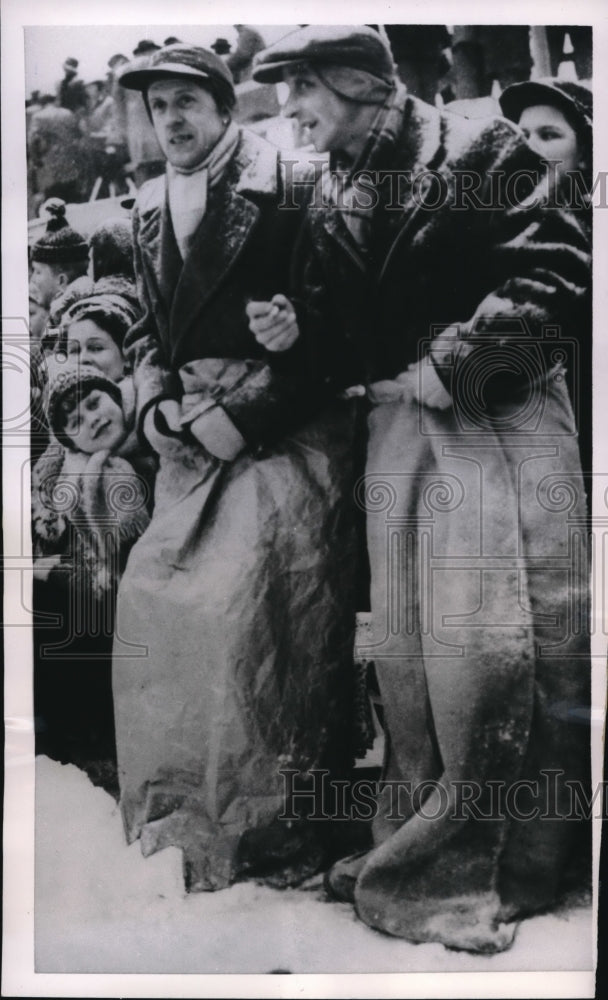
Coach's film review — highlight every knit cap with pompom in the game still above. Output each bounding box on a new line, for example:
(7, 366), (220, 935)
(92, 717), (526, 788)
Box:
(30, 199), (89, 265)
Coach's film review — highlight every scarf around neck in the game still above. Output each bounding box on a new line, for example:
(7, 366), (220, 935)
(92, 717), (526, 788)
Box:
(325, 81), (408, 250)
(167, 120), (240, 260)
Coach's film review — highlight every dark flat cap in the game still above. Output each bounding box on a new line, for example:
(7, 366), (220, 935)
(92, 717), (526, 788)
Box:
(252, 25), (395, 85)
(499, 78), (592, 133)
(119, 43), (235, 106)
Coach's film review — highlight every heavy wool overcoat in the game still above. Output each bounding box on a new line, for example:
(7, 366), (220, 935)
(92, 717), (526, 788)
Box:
(112, 129), (358, 891)
(297, 93), (592, 952)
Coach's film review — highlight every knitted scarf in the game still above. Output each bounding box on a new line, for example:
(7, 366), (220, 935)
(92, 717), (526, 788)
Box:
(325, 81), (408, 250)
(166, 120), (240, 259)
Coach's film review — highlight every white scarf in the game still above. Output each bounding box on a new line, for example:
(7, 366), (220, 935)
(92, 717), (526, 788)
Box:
(166, 121), (240, 260)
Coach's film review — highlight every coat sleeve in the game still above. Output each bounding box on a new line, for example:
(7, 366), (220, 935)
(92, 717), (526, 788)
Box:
(210, 159), (338, 450)
(217, 353), (334, 451)
(123, 205), (182, 439)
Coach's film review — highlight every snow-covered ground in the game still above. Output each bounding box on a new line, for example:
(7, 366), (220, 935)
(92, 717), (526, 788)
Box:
(34, 756), (594, 976)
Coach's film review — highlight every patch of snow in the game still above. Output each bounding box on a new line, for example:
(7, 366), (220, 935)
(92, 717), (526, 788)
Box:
(35, 757), (593, 975)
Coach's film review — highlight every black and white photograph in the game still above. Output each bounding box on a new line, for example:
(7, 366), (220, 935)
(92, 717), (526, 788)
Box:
(2, 1), (606, 996)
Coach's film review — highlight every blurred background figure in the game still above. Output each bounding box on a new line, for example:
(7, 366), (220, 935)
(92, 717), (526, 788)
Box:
(115, 40), (165, 187)
(28, 94), (85, 209)
(86, 75), (132, 197)
(382, 25), (452, 105)
(227, 24), (265, 83)
(56, 56), (89, 120)
(88, 216), (139, 314)
(449, 26), (533, 98)
(211, 37), (232, 60)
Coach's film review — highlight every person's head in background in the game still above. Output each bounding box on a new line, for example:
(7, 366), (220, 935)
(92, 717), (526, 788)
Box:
(29, 295), (49, 342)
(59, 294), (137, 381)
(108, 53), (129, 80)
(62, 57), (79, 80)
(29, 200), (89, 339)
(253, 25), (396, 164)
(49, 367), (127, 455)
(119, 44), (236, 170)
(89, 218), (135, 282)
(499, 78), (592, 196)
(86, 79), (106, 108)
(132, 39), (161, 61)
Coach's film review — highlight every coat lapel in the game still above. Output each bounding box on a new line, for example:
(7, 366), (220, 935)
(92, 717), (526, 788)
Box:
(169, 181), (259, 361)
(168, 133), (278, 362)
(137, 176), (182, 357)
(377, 96), (445, 285)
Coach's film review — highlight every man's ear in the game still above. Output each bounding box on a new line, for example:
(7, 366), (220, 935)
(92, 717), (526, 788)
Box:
(57, 271), (69, 289)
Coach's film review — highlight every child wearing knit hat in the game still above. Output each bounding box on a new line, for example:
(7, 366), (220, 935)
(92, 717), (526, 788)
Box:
(33, 364), (152, 590)
(29, 199), (89, 323)
(48, 366), (128, 455)
(32, 364), (154, 780)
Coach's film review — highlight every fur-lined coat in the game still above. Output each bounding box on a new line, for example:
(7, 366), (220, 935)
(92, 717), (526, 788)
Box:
(298, 90), (592, 953)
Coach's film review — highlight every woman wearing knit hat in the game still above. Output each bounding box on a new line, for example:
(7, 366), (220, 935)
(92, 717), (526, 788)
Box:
(112, 44), (358, 892)
(59, 291), (140, 381)
(253, 26), (592, 953)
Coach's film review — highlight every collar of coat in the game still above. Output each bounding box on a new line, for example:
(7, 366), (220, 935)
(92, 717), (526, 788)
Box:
(134, 129), (291, 363)
(136, 128), (281, 218)
(311, 91), (522, 273)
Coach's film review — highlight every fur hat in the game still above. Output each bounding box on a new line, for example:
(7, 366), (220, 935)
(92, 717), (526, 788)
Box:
(48, 365), (123, 449)
(30, 199), (89, 265)
(252, 25), (396, 86)
(89, 217), (135, 281)
(119, 42), (236, 110)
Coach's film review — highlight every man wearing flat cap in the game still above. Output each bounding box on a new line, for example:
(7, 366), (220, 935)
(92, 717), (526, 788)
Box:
(254, 25), (591, 954)
(112, 43), (358, 897)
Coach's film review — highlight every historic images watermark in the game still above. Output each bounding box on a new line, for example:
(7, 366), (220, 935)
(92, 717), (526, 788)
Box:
(279, 160), (600, 211)
(279, 768), (606, 822)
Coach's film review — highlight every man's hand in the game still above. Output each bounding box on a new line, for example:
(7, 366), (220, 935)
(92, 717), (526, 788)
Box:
(246, 294), (300, 352)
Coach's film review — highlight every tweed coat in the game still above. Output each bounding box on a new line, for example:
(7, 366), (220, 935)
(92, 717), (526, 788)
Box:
(124, 129), (331, 447)
(113, 128), (358, 891)
(298, 94), (591, 952)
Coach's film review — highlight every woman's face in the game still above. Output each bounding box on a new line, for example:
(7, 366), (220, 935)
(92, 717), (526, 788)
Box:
(64, 389), (126, 454)
(147, 78), (226, 169)
(65, 318), (125, 380)
(282, 66), (370, 160)
(518, 104), (581, 176)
